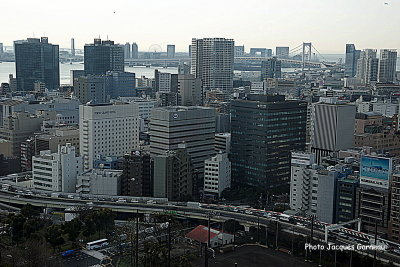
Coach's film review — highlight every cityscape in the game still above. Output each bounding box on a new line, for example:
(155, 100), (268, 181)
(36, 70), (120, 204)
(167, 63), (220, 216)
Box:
(1, 1), (400, 267)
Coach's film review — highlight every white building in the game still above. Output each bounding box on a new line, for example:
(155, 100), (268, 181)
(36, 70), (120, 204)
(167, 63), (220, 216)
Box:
(79, 102), (139, 170)
(76, 169), (122, 195)
(290, 152), (318, 216)
(372, 102), (399, 117)
(117, 97), (157, 119)
(32, 143), (82, 192)
(215, 133), (231, 154)
(204, 152), (231, 199)
(250, 82), (265, 94)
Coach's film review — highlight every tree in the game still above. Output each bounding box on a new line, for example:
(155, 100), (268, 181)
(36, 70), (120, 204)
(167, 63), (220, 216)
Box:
(21, 204), (40, 218)
(82, 218), (96, 238)
(45, 225), (65, 250)
(7, 213), (26, 243)
(62, 218), (82, 242)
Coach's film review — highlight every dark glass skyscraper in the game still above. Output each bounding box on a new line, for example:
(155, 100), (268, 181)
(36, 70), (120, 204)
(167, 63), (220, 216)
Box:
(231, 95), (307, 190)
(14, 37), (59, 91)
(344, 44), (360, 77)
(84, 39), (124, 75)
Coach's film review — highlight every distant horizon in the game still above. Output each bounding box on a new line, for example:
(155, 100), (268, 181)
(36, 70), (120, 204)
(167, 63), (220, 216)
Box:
(1, 0), (399, 54)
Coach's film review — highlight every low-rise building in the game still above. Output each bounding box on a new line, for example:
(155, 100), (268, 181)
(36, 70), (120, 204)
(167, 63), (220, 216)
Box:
(76, 169), (122, 195)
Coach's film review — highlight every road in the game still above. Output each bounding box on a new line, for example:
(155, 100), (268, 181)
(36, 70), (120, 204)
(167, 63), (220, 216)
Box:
(0, 187), (400, 265)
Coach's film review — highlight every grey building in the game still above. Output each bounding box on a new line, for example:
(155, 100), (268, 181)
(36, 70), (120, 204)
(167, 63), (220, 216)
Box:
(378, 49), (397, 83)
(215, 133), (231, 154)
(71, 38), (75, 57)
(178, 74), (202, 106)
(234, 45), (244, 57)
(311, 100), (356, 163)
(316, 168), (339, 223)
(105, 71), (136, 99)
(84, 38), (124, 75)
(344, 44), (360, 77)
(76, 169), (122, 195)
(149, 106), (216, 177)
(124, 42), (131, 59)
(356, 49), (379, 85)
(275, 47), (289, 59)
(336, 176), (359, 224)
(74, 75), (107, 104)
(167, 44), (175, 58)
(14, 37), (59, 91)
(231, 95), (307, 189)
(153, 144), (197, 201)
(261, 57), (281, 81)
(191, 38), (234, 93)
(131, 42), (138, 59)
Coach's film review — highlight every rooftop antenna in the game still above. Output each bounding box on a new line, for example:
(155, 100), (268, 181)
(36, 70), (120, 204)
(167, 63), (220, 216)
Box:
(107, 34), (109, 41)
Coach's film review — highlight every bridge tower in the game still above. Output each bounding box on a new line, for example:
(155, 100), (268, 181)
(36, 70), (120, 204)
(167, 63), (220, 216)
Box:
(302, 42), (312, 71)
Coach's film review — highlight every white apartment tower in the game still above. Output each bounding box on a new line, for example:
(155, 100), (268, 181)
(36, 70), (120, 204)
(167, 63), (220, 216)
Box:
(204, 152), (231, 199)
(32, 143), (83, 192)
(191, 38), (234, 93)
(79, 102), (139, 170)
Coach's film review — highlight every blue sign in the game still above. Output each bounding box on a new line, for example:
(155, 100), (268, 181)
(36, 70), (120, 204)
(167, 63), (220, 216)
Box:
(360, 156), (391, 181)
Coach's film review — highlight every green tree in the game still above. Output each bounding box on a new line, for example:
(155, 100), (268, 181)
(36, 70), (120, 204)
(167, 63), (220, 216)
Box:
(21, 204), (40, 218)
(62, 218), (82, 242)
(45, 225), (65, 250)
(82, 218), (96, 238)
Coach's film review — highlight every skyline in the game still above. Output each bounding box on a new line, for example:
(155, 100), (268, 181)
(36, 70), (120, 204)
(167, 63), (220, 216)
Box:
(2, 0), (400, 53)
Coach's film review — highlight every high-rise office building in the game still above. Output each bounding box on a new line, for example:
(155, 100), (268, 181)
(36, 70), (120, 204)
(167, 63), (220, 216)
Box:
(356, 49), (378, 85)
(32, 144), (83, 193)
(84, 38), (124, 75)
(149, 106), (215, 176)
(310, 99), (356, 163)
(275, 47), (289, 59)
(261, 57), (281, 81)
(79, 102), (139, 170)
(191, 38), (234, 93)
(177, 74), (202, 106)
(167, 44), (175, 58)
(124, 42), (131, 59)
(71, 38), (75, 57)
(345, 44), (361, 77)
(14, 37), (59, 91)
(378, 49), (397, 83)
(131, 42), (139, 59)
(231, 95), (307, 189)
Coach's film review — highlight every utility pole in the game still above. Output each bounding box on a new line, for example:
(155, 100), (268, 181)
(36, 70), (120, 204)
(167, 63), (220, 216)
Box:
(205, 213), (211, 267)
(265, 224), (268, 247)
(373, 220), (378, 267)
(291, 224), (294, 256)
(257, 215), (260, 244)
(135, 209), (139, 267)
(168, 219), (171, 267)
(275, 220), (279, 249)
(309, 215), (315, 262)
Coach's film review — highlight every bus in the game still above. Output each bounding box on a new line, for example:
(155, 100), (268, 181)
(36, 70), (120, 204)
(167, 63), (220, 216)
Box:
(86, 239), (109, 250)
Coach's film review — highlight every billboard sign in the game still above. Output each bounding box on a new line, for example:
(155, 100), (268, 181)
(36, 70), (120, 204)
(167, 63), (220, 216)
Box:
(360, 156), (392, 189)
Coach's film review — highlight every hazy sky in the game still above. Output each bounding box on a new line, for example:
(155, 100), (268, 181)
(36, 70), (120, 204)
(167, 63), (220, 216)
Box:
(2, 0), (399, 53)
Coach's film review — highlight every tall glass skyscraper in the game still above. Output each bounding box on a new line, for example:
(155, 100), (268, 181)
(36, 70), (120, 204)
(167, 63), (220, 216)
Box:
(84, 39), (124, 75)
(230, 95), (307, 190)
(14, 37), (59, 92)
(344, 44), (360, 77)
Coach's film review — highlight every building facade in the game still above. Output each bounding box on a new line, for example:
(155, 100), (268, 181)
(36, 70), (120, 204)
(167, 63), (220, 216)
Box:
(79, 102), (139, 170)
(14, 37), (59, 91)
(191, 38), (234, 93)
(231, 95), (307, 189)
(32, 144), (82, 192)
